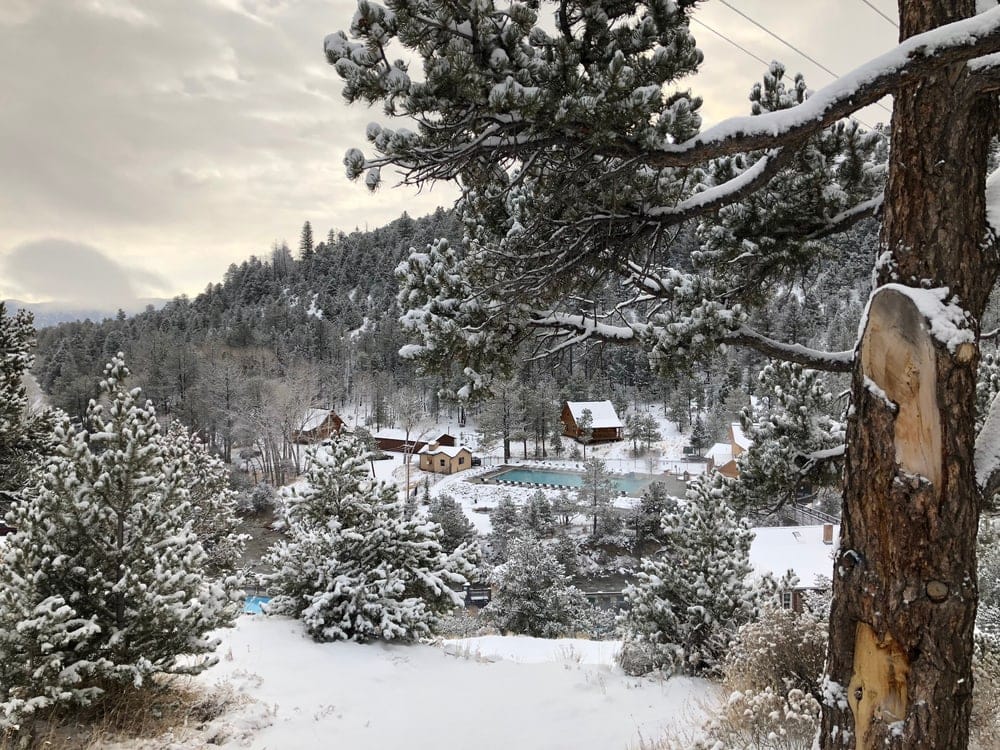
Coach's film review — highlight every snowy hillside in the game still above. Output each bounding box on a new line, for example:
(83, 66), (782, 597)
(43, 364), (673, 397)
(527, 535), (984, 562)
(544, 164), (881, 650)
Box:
(150, 617), (718, 750)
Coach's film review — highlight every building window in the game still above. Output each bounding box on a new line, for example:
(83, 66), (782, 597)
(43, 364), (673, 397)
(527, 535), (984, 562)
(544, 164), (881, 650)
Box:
(781, 591), (794, 610)
(459, 456), (465, 465)
(440, 458), (446, 467)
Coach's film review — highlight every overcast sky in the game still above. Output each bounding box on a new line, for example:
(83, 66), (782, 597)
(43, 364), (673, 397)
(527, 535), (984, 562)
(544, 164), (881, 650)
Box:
(0, 0), (897, 308)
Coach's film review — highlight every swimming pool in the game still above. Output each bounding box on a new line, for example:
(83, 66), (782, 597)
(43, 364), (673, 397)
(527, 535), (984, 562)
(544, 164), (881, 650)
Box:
(244, 595), (272, 614)
(492, 467), (657, 496)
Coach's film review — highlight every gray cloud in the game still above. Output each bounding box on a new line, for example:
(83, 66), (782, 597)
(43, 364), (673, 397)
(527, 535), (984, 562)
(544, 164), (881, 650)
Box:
(2, 238), (171, 308)
(0, 0), (894, 299)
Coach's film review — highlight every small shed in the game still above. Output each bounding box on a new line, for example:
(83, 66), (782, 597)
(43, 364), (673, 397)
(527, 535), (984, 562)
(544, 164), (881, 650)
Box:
(418, 442), (473, 474)
(291, 408), (345, 443)
(373, 428), (427, 454)
(561, 401), (624, 442)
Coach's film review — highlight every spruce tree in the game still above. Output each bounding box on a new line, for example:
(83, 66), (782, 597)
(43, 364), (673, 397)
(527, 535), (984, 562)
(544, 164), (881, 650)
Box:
(728, 362), (845, 515)
(264, 436), (477, 642)
(0, 356), (239, 727)
(482, 534), (587, 638)
(0, 303), (52, 518)
(632, 481), (678, 551)
(488, 494), (521, 559)
(689, 416), (709, 455)
(577, 408), (594, 459)
(428, 493), (478, 553)
(522, 489), (555, 536)
(160, 422), (247, 578)
(619, 473), (758, 677)
(299, 220), (315, 263)
(577, 457), (615, 537)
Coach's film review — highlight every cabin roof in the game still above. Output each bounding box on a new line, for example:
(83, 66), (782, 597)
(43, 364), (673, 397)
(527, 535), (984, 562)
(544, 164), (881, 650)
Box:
(749, 524), (838, 588)
(565, 401), (624, 429)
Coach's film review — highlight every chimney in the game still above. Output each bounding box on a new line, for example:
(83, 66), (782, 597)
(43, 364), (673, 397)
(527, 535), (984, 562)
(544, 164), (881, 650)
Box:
(823, 523), (834, 545)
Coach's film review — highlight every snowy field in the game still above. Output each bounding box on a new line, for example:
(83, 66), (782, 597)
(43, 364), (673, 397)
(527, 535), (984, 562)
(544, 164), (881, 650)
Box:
(145, 616), (718, 750)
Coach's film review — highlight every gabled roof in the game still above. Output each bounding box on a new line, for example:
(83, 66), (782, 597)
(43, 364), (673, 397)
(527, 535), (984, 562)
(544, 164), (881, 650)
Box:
(749, 525), (838, 588)
(418, 443), (471, 457)
(730, 422), (751, 450)
(705, 441), (734, 464)
(299, 408), (335, 432)
(373, 428), (414, 441)
(564, 401), (624, 429)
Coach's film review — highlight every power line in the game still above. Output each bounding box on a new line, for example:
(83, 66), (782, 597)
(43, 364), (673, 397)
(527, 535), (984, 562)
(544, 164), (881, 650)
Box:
(715, 0), (894, 117)
(857, 0), (898, 29)
(717, 0), (838, 78)
(690, 16), (876, 130)
(691, 17), (770, 69)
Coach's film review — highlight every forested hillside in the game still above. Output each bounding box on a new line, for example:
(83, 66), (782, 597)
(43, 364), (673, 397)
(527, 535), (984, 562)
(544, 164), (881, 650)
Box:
(30, 207), (878, 487)
(32, 210), (454, 452)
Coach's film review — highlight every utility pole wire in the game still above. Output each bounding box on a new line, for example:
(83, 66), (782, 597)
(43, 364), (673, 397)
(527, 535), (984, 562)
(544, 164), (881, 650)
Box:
(715, 0), (894, 116)
(691, 17), (770, 68)
(690, 16), (876, 130)
(858, 0), (899, 29)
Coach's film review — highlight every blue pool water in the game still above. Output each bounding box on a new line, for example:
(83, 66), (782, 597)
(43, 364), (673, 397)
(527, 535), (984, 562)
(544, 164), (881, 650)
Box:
(493, 468), (655, 495)
(244, 595), (271, 614)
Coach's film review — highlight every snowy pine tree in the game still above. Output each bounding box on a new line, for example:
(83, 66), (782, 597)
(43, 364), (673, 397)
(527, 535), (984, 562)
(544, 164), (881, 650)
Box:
(619, 473), (758, 676)
(428, 493), (478, 553)
(0, 303), (53, 516)
(577, 457), (616, 537)
(522, 489), (555, 536)
(488, 494), (522, 559)
(264, 436), (476, 642)
(729, 362), (845, 516)
(0, 355), (239, 727)
(160, 422), (247, 578)
(632, 481), (678, 551)
(482, 534), (587, 638)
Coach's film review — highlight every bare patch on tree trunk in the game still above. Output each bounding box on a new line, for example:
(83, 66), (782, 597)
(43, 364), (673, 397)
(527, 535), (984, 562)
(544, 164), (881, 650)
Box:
(847, 622), (910, 748)
(860, 288), (942, 488)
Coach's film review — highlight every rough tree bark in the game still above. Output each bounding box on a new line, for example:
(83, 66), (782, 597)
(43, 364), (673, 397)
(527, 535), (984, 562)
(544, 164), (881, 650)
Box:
(821, 2), (999, 748)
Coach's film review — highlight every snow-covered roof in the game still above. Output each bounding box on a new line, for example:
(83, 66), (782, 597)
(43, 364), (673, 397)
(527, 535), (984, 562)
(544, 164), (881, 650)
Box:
(565, 401), (623, 429)
(373, 428), (414, 441)
(749, 525), (838, 588)
(730, 422), (751, 450)
(705, 442), (733, 465)
(419, 443), (471, 457)
(299, 408), (334, 432)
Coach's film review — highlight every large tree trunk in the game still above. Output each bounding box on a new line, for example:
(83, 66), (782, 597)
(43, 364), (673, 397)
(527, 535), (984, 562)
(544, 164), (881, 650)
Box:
(821, 2), (998, 747)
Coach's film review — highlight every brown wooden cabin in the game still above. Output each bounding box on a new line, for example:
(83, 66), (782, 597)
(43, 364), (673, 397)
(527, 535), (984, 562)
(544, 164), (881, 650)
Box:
(561, 400), (624, 442)
(418, 442), (472, 474)
(291, 409), (345, 443)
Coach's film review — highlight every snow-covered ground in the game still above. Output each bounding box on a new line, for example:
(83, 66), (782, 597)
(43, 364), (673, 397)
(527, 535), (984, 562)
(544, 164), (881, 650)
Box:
(177, 616), (717, 750)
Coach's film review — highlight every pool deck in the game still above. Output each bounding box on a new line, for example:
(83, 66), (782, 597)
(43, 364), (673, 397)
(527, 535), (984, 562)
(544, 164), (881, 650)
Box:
(481, 464), (688, 496)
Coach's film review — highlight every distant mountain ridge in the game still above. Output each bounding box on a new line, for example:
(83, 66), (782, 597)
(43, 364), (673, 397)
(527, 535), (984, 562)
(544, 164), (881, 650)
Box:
(4, 298), (170, 328)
